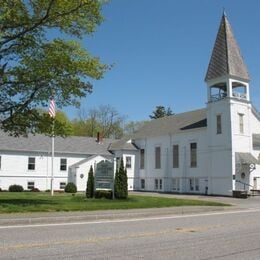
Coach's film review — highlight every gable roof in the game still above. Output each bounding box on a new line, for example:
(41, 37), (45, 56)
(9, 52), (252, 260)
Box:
(205, 13), (250, 82)
(110, 109), (207, 151)
(69, 154), (112, 168)
(109, 137), (139, 151)
(0, 131), (113, 156)
(132, 108), (207, 140)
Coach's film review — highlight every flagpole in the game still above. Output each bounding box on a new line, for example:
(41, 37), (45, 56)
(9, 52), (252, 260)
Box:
(51, 118), (55, 196)
(49, 98), (56, 196)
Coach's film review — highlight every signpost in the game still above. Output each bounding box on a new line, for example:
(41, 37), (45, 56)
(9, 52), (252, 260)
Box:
(95, 160), (114, 199)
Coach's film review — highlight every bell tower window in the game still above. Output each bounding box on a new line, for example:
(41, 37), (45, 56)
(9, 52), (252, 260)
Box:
(209, 82), (227, 102)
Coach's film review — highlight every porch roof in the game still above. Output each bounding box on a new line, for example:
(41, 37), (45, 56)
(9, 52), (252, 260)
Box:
(235, 152), (259, 165)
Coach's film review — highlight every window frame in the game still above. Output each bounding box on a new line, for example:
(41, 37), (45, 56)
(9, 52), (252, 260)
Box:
(172, 145), (179, 168)
(140, 149), (145, 169)
(190, 142), (197, 168)
(239, 113), (244, 134)
(60, 182), (66, 189)
(155, 146), (161, 169)
(27, 181), (35, 190)
(154, 178), (159, 190)
(140, 179), (145, 189)
(28, 157), (36, 170)
(125, 156), (132, 169)
(60, 158), (67, 171)
(216, 114), (222, 134)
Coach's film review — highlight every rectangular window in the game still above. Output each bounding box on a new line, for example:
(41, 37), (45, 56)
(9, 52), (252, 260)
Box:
(28, 157), (35, 170)
(60, 158), (67, 171)
(172, 145), (179, 168)
(172, 178), (180, 191)
(126, 156), (132, 168)
(60, 182), (66, 189)
(140, 149), (145, 169)
(189, 178), (194, 191)
(141, 179), (145, 189)
(27, 181), (35, 190)
(190, 143), (197, 168)
(154, 179), (159, 190)
(239, 113), (244, 134)
(155, 146), (161, 169)
(216, 114), (222, 134)
(159, 179), (163, 190)
(195, 178), (199, 191)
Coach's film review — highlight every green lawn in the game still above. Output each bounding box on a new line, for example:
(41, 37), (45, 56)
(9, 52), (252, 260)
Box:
(0, 192), (229, 213)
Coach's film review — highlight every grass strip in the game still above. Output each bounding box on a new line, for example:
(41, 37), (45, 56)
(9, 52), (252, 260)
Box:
(0, 192), (230, 213)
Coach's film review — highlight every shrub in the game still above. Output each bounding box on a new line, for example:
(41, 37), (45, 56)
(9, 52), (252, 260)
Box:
(0, 188), (2, 192)
(94, 190), (112, 199)
(64, 182), (77, 193)
(30, 188), (40, 192)
(9, 184), (24, 192)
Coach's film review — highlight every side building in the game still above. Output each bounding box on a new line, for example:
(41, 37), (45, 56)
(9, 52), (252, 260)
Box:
(0, 132), (113, 191)
(110, 13), (260, 196)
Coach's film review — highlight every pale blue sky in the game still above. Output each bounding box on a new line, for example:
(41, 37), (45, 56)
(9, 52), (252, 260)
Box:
(64, 0), (260, 121)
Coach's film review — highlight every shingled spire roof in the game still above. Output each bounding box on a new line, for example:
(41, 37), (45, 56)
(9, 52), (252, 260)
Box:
(205, 13), (250, 82)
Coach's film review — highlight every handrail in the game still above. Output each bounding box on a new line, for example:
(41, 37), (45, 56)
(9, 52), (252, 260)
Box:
(235, 180), (254, 188)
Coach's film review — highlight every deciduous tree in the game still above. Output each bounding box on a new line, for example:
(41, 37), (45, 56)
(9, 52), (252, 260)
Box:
(0, 0), (109, 135)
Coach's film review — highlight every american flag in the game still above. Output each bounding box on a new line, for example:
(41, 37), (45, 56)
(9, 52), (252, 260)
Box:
(49, 99), (56, 118)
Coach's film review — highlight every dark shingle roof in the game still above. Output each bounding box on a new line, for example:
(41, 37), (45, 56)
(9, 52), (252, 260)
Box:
(0, 131), (113, 155)
(205, 13), (250, 82)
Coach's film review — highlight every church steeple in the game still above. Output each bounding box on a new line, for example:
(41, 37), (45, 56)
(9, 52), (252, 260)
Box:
(205, 13), (250, 103)
(205, 13), (250, 82)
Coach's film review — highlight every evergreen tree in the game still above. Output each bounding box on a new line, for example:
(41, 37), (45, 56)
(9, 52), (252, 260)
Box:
(114, 158), (128, 199)
(149, 105), (174, 119)
(86, 165), (94, 198)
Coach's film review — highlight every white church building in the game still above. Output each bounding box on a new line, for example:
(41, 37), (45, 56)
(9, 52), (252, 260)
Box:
(110, 13), (260, 196)
(0, 13), (259, 196)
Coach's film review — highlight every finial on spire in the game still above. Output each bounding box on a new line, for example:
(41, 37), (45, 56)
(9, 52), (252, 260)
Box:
(222, 7), (227, 17)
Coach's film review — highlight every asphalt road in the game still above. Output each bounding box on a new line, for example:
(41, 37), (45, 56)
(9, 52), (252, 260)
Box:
(1, 206), (260, 259)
